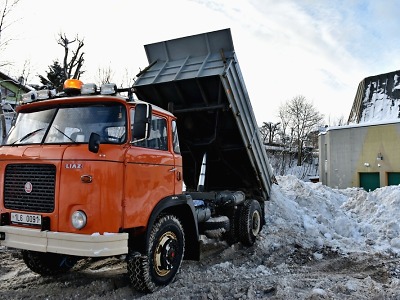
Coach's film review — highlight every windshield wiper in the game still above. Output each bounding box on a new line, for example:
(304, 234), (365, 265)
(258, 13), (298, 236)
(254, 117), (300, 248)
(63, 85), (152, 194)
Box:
(51, 126), (75, 143)
(12, 128), (45, 144)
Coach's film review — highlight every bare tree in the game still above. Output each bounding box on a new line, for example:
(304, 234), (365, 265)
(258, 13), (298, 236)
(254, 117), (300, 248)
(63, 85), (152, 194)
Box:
(39, 33), (85, 91)
(95, 66), (135, 88)
(278, 106), (290, 145)
(259, 121), (280, 145)
(95, 65), (114, 86)
(121, 67), (135, 87)
(0, 0), (20, 66)
(18, 60), (32, 84)
(259, 123), (268, 144)
(275, 105), (295, 174)
(328, 114), (345, 127)
(279, 95), (324, 166)
(57, 33), (85, 80)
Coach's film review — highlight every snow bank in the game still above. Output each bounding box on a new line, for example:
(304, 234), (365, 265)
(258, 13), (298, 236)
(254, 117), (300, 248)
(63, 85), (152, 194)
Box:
(261, 175), (400, 256)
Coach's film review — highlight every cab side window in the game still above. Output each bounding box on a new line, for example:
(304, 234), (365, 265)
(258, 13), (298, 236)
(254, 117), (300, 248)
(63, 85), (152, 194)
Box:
(172, 120), (180, 154)
(131, 109), (168, 151)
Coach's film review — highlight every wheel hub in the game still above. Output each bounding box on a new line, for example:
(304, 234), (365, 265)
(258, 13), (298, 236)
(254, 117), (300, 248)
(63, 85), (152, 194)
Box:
(251, 210), (261, 236)
(154, 231), (178, 276)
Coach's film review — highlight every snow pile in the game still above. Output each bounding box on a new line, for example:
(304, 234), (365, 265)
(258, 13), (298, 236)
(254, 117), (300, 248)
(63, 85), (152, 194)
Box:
(343, 185), (400, 253)
(262, 175), (400, 256)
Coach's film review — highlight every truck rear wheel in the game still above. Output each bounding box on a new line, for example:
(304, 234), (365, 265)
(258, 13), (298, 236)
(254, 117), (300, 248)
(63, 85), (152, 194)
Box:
(127, 215), (185, 292)
(239, 199), (262, 246)
(224, 207), (241, 245)
(22, 250), (76, 276)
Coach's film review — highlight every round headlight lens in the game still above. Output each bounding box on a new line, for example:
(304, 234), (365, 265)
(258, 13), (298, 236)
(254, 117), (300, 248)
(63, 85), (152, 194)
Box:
(71, 210), (87, 229)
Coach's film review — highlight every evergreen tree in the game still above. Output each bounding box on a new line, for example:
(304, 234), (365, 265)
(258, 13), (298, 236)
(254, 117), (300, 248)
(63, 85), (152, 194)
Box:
(38, 60), (64, 90)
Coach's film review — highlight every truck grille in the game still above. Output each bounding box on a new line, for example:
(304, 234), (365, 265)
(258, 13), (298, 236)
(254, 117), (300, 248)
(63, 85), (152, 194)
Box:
(4, 164), (56, 213)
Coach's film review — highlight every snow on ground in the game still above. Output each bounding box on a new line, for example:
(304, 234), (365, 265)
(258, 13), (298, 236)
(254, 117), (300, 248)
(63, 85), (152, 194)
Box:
(267, 175), (400, 255)
(1, 175), (400, 299)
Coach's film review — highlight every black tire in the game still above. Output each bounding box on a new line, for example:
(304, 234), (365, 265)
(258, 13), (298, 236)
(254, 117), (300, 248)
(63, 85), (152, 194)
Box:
(127, 215), (185, 293)
(202, 216), (230, 231)
(238, 199), (262, 246)
(224, 207), (241, 245)
(202, 216), (230, 239)
(22, 250), (76, 276)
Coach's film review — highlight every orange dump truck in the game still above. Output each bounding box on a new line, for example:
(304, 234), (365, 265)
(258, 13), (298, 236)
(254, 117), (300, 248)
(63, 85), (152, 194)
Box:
(0, 29), (273, 292)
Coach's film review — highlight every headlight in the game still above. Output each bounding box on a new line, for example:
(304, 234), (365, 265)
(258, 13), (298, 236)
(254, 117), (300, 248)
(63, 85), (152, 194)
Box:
(71, 210), (87, 229)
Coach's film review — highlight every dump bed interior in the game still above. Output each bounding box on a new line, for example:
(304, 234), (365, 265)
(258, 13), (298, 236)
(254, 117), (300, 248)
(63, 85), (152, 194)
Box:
(133, 28), (273, 200)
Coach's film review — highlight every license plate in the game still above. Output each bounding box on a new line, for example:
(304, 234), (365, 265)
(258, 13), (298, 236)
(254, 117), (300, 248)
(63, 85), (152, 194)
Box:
(11, 212), (42, 225)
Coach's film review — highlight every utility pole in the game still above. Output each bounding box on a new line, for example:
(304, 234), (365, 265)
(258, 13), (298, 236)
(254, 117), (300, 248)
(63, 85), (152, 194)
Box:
(0, 79), (16, 139)
(0, 88), (6, 139)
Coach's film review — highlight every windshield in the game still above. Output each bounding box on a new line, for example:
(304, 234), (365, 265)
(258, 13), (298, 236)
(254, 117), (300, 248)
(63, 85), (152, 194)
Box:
(4, 103), (127, 145)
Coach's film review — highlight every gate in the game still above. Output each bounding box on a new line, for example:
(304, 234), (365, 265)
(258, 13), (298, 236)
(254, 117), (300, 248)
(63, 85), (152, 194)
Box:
(359, 172), (380, 191)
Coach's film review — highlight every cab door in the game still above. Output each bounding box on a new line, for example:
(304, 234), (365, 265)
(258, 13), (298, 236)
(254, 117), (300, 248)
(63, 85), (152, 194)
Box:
(123, 110), (175, 228)
(171, 119), (183, 194)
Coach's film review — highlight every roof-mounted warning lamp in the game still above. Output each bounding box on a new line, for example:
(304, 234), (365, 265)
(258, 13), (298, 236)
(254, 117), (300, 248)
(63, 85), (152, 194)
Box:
(21, 89), (56, 103)
(81, 83), (98, 95)
(21, 79), (125, 104)
(64, 79), (83, 96)
(100, 83), (117, 95)
(21, 91), (37, 103)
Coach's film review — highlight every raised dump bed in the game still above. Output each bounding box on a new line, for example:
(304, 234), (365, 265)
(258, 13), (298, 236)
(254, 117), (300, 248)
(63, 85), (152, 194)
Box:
(133, 28), (273, 200)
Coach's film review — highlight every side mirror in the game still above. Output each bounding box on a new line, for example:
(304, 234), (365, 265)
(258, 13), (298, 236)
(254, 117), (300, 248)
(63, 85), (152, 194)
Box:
(88, 132), (101, 153)
(133, 103), (152, 140)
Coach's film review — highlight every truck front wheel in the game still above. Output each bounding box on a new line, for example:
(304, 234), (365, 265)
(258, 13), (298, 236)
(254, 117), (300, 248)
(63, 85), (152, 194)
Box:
(239, 199), (262, 246)
(127, 215), (185, 292)
(22, 250), (76, 276)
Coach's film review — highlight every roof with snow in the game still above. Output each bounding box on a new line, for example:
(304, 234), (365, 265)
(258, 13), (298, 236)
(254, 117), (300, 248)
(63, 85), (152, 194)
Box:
(347, 70), (400, 124)
(0, 71), (33, 93)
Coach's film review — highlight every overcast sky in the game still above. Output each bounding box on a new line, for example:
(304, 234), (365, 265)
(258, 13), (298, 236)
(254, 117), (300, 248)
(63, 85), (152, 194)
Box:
(2, 0), (400, 125)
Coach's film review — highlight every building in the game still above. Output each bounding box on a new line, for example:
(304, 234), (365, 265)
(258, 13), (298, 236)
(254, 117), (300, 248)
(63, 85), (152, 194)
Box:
(0, 71), (32, 107)
(0, 71), (34, 142)
(319, 121), (400, 190)
(319, 70), (400, 190)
